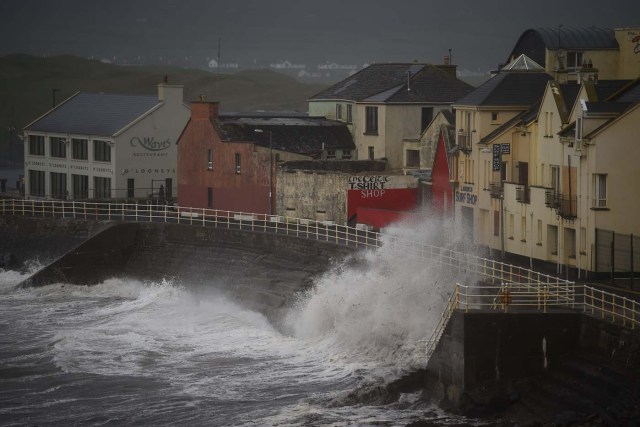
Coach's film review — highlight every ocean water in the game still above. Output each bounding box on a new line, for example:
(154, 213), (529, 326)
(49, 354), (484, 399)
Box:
(0, 221), (480, 426)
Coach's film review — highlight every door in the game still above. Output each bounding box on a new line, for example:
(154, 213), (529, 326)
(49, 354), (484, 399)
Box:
(165, 178), (172, 199)
(127, 179), (135, 198)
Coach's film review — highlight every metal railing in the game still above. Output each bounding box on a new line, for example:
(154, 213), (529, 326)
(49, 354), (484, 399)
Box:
(457, 131), (472, 152)
(2, 198), (638, 363)
(489, 182), (503, 198)
(516, 185), (530, 204)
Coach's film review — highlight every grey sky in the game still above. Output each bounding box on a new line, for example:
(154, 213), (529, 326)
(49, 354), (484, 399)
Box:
(0, 0), (638, 73)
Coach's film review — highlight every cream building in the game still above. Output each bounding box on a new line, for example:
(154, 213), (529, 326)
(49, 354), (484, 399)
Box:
(308, 62), (472, 172)
(476, 68), (640, 276)
(451, 55), (552, 242)
(23, 84), (190, 200)
(507, 27), (640, 82)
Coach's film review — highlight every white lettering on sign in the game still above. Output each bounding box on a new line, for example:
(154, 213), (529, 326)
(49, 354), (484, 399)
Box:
(360, 189), (386, 198)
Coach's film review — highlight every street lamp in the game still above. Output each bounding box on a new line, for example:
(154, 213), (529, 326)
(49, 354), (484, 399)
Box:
(254, 128), (273, 215)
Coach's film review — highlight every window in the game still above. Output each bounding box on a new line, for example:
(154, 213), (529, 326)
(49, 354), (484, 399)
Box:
(28, 170), (45, 197)
(326, 150), (336, 159)
(50, 137), (66, 158)
(93, 176), (111, 199)
(94, 140), (111, 162)
(336, 104), (343, 120)
(365, 106), (378, 134)
(207, 187), (213, 208)
(72, 138), (88, 160)
(550, 165), (560, 192)
(406, 149), (420, 168)
(50, 172), (67, 199)
(576, 117), (583, 141)
(580, 227), (587, 253)
(421, 107), (433, 132)
(493, 210), (500, 236)
(594, 174), (607, 207)
(368, 146), (375, 160)
(521, 216), (526, 241)
(28, 135), (45, 156)
(72, 174), (89, 199)
(346, 104), (353, 123)
(207, 149), (213, 170)
(342, 149), (352, 160)
(537, 219), (542, 245)
(235, 153), (241, 174)
(566, 51), (584, 71)
(491, 112), (499, 122)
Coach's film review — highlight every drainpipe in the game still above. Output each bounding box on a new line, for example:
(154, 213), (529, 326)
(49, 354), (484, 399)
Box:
(530, 211), (534, 270)
(500, 195), (505, 260)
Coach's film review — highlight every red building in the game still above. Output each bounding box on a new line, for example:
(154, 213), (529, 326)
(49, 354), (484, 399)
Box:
(177, 101), (354, 213)
(429, 125), (456, 217)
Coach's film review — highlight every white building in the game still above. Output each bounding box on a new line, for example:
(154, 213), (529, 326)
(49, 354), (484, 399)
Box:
(23, 84), (190, 200)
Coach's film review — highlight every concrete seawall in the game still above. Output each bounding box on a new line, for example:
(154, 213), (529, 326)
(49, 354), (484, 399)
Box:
(17, 220), (354, 320)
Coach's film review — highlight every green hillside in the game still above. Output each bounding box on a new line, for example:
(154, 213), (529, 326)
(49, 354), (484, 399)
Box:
(0, 54), (328, 162)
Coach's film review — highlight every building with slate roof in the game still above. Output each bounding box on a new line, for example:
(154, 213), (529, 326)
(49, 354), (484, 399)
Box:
(459, 68), (640, 277)
(449, 54), (552, 243)
(506, 27), (640, 81)
(177, 101), (354, 214)
(23, 84), (190, 200)
(308, 61), (473, 172)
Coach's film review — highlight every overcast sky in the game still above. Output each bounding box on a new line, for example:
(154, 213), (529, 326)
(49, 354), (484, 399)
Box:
(1, 0), (638, 73)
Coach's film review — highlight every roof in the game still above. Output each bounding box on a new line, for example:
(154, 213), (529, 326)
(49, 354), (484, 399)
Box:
(584, 80), (632, 102)
(548, 81), (581, 124)
(507, 27), (619, 66)
(584, 101), (633, 114)
(309, 63), (472, 103)
(25, 92), (160, 136)
(216, 116), (355, 156)
(606, 78), (640, 103)
(454, 71), (552, 107)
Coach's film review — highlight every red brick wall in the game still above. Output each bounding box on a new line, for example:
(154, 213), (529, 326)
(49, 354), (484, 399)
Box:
(178, 102), (272, 213)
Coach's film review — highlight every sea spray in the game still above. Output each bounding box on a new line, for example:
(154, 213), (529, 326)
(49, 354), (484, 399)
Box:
(285, 217), (464, 369)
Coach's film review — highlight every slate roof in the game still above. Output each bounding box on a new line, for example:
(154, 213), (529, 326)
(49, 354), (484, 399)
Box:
(454, 71), (552, 107)
(216, 116), (354, 156)
(25, 92), (160, 136)
(506, 27), (619, 67)
(584, 80), (632, 102)
(309, 63), (472, 103)
(606, 78), (640, 103)
(532, 27), (618, 50)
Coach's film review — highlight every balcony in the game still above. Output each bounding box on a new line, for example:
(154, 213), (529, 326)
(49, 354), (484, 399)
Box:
(545, 190), (577, 219)
(458, 131), (472, 153)
(516, 186), (530, 204)
(545, 189), (560, 208)
(489, 181), (503, 199)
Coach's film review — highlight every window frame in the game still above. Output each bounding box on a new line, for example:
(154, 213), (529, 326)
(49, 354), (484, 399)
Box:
(28, 135), (45, 156)
(365, 106), (378, 134)
(593, 174), (607, 208)
(93, 140), (111, 162)
(50, 137), (67, 158)
(72, 138), (88, 160)
(235, 153), (241, 174)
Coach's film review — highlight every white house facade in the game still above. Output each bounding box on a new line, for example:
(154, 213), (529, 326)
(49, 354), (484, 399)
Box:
(23, 84), (190, 200)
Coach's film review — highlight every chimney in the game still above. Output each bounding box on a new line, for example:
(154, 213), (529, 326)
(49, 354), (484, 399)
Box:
(157, 83), (184, 105)
(191, 100), (219, 120)
(577, 59), (599, 84)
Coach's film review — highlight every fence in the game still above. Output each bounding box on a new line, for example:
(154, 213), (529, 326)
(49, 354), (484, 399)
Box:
(2, 198), (639, 363)
(596, 228), (640, 281)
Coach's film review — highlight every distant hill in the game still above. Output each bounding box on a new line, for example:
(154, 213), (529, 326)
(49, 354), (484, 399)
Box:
(0, 54), (328, 162)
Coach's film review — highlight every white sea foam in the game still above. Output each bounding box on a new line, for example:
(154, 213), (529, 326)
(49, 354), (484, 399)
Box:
(285, 216), (463, 371)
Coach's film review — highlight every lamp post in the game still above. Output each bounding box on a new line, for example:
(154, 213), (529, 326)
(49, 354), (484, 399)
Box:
(254, 129), (273, 215)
